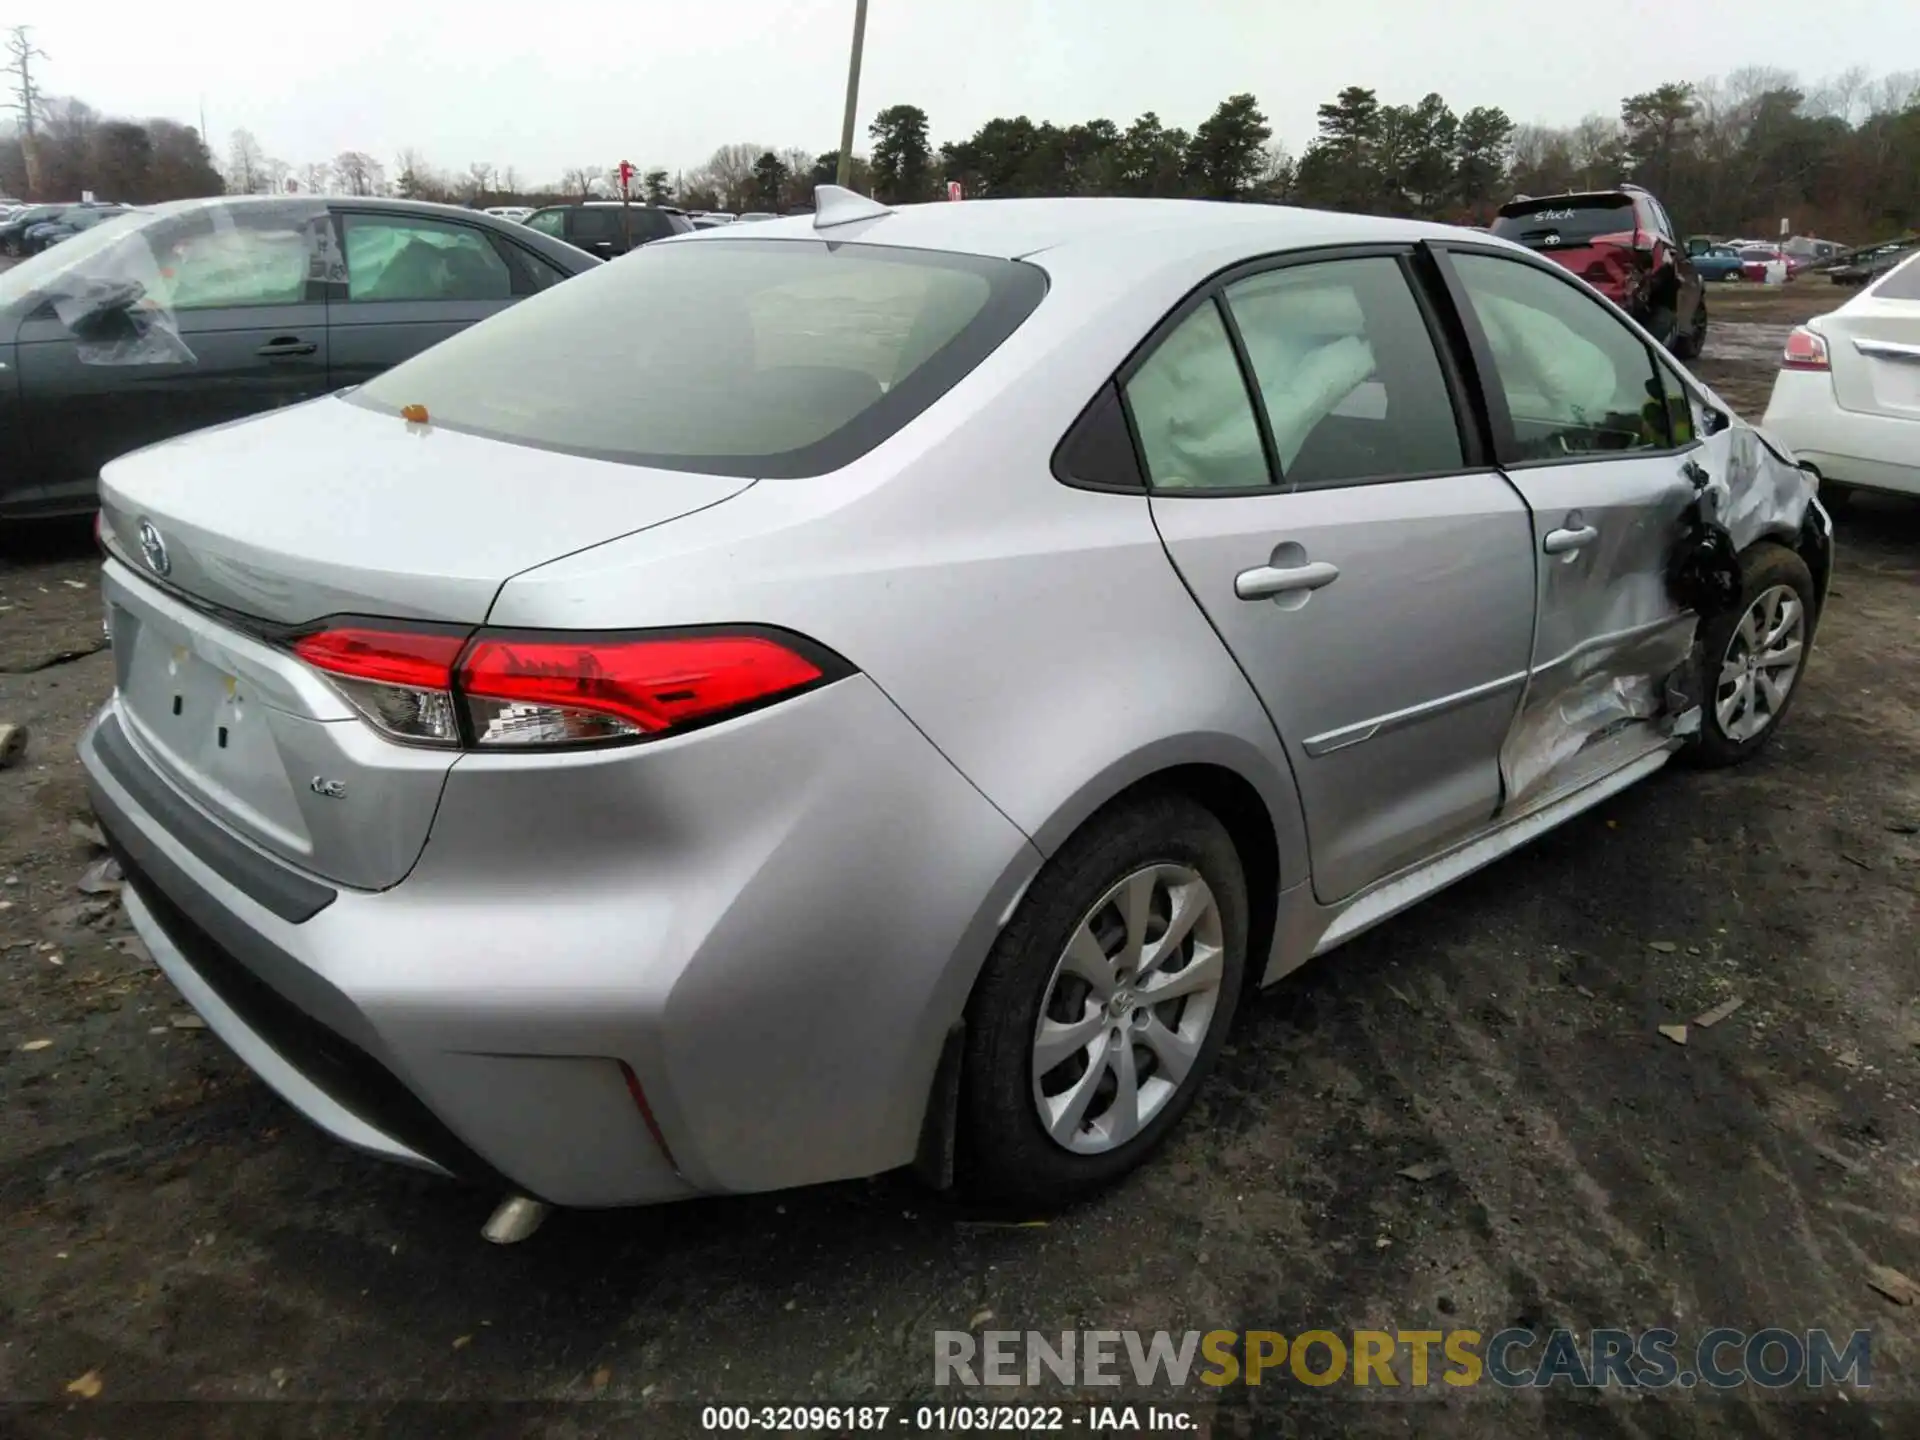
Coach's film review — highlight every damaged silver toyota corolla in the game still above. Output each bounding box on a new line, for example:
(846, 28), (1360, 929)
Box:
(80, 191), (1831, 1233)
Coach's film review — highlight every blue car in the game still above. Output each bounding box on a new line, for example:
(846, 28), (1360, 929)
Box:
(1692, 245), (1745, 282)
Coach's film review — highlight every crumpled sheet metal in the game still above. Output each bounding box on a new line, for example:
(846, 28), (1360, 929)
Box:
(1498, 410), (1814, 806)
(1711, 420), (1816, 552)
(1500, 617), (1697, 803)
(37, 199), (333, 368)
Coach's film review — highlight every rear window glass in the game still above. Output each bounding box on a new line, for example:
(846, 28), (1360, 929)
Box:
(1492, 199), (1636, 248)
(1874, 252), (1920, 301)
(348, 238), (1046, 477)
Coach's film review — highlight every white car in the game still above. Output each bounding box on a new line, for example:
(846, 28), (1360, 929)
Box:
(1762, 250), (1920, 501)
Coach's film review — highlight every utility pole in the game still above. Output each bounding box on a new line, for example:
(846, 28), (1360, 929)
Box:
(5, 25), (49, 198)
(834, 0), (869, 190)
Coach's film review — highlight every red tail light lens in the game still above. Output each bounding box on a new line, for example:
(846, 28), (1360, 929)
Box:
(291, 623), (842, 750)
(460, 633), (826, 747)
(1782, 327), (1830, 372)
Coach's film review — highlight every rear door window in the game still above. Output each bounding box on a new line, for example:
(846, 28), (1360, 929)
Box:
(342, 214), (513, 302)
(348, 238), (1045, 477)
(1221, 255), (1463, 488)
(524, 209), (566, 238)
(1123, 301), (1268, 491)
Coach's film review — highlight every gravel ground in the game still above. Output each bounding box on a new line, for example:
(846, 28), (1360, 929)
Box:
(3, 279), (1918, 1438)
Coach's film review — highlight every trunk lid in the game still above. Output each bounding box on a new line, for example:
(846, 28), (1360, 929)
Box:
(97, 394), (755, 890)
(1819, 302), (1920, 421)
(98, 393), (756, 626)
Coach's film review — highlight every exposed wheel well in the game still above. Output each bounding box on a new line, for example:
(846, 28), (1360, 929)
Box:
(1098, 763), (1282, 997)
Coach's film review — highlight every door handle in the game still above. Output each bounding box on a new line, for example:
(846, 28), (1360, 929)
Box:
(1542, 524), (1598, 555)
(1234, 560), (1340, 601)
(256, 337), (317, 357)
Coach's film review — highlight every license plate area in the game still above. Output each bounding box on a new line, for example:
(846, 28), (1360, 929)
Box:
(114, 599), (300, 844)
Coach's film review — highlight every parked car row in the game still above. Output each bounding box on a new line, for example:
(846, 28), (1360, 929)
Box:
(0, 201), (134, 257)
(0, 195), (599, 519)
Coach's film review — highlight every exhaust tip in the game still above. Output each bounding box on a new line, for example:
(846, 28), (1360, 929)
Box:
(481, 1194), (550, 1245)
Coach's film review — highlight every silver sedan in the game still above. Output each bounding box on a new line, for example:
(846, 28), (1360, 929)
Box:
(82, 189), (1830, 1223)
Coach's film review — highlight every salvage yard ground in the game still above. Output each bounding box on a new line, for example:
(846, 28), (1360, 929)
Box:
(2, 280), (1918, 1436)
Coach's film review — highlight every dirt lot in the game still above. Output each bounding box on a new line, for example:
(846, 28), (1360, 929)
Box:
(3, 279), (1919, 1436)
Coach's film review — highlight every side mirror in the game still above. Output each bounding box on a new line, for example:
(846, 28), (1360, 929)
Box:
(1701, 405), (1732, 437)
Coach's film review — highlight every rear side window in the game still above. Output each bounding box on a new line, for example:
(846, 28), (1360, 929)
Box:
(1221, 257), (1462, 488)
(525, 209), (566, 237)
(348, 238), (1046, 477)
(1492, 198), (1637, 249)
(572, 209), (619, 243)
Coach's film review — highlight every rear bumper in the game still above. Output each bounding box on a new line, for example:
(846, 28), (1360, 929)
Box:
(81, 677), (1040, 1206)
(1762, 371), (1920, 497)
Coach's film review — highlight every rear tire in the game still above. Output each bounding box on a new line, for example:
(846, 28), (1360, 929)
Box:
(1681, 542), (1816, 769)
(959, 792), (1247, 1210)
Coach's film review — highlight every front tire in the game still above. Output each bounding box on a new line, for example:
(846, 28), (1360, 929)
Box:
(1672, 298), (1707, 360)
(959, 792), (1247, 1209)
(1682, 542), (1815, 769)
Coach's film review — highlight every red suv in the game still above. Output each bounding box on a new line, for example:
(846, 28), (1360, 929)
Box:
(1491, 185), (1707, 358)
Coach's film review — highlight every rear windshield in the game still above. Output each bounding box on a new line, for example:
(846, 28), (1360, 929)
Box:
(1492, 199), (1636, 248)
(1875, 252), (1920, 301)
(349, 238), (1046, 477)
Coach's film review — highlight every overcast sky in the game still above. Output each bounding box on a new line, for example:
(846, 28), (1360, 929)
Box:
(24, 0), (1920, 182)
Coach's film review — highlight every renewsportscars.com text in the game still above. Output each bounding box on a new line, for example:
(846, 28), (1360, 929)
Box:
(934, 1327), (1872, 1390)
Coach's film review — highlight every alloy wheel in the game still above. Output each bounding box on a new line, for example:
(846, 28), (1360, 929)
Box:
(1715, 583), (1805, 743)
(1030, 864), (1226, 1156)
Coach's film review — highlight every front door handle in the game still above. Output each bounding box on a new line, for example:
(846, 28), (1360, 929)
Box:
(1234, 560), (1340, 601)
(1542, 524), (1598, 555)
(256, 337), (317, 358)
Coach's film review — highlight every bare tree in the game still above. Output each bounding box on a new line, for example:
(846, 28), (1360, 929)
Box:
(333, 150), (378, 196)
(302, 160), (332, 196)
(227, 127), (265, 193)
(1867, 70), (1920, 117)
(1807, 65), (1871, 125)
(705, 142), (764, 211)
(499, 164), (520, 198)
(467, 162), (493, 202)
(4, 25), (48, 196)
(561, 165), (597, 200)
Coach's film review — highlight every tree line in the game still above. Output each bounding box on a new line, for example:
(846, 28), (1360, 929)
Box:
(5, 66), (1917, 245)
(0, 99), (223, 204)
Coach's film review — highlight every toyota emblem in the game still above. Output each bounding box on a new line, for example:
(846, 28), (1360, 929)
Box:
(137, 520), (171, 577)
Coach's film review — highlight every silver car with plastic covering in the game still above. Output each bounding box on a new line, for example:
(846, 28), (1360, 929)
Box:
(80, 188), (1832, 1223)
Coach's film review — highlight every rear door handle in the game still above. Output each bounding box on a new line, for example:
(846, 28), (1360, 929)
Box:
(256, 337), (317, 357)
(1543, 524), (1598, 555)
(1234, 560), (1340, 601)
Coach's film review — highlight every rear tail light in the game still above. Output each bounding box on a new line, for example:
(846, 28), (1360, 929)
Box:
(291, 622), (846, 750)
(1782, 327), (1830, 372)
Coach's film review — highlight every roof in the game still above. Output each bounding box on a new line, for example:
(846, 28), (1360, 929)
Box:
(667, 196), (1474, 264)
